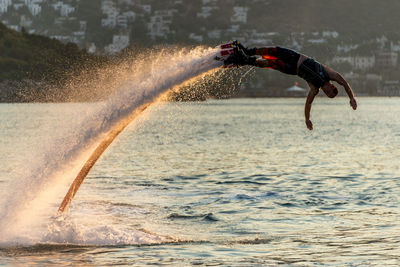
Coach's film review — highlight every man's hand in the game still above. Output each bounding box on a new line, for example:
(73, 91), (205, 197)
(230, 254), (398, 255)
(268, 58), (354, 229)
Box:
(306, 119), (313, 130)
(350, 98), (357, 110)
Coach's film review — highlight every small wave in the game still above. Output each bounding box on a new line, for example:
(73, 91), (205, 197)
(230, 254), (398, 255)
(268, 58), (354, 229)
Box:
(226, 237), (272, 245)
(275, 202), (298, 208)
(11, 215), (176, 247)
(0, 243), (91, 256)
(84, 199), (145, 208)
(216, 180), (267, 185)
(235, 194), (255, 200)
(167, 213), (219, 222)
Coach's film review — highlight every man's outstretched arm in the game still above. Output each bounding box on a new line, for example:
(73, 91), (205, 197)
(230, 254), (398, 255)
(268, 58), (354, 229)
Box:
(305, 84), (319, 130)
(324, 66), (357, 110)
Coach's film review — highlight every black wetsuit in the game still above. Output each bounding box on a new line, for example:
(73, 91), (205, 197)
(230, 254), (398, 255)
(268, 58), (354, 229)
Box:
(298, 58), (331, 89)
(257, 47), (330, 89)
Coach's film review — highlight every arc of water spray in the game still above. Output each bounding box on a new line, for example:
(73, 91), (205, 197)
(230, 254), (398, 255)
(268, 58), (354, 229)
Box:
(0, 47), (225, 245)
(57, 53), (223, 213)
(57, 104), (150, 213)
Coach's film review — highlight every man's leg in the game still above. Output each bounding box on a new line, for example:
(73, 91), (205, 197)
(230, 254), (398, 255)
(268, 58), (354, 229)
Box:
(254, 47), (299, 75)
(255, 58), (295, 75)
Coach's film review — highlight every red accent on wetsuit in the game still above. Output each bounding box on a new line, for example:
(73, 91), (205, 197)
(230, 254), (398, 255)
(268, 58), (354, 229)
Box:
(259, 47), (300, 75)
(262, 55), (278, 60)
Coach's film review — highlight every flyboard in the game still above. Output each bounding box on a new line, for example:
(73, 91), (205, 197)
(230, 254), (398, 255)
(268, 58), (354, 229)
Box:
(214, 40), (247, 68)
(57, 42), (241, 214)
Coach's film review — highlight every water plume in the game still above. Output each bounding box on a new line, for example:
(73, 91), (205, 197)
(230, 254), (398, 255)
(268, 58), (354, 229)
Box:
(0, 46), (222, 245)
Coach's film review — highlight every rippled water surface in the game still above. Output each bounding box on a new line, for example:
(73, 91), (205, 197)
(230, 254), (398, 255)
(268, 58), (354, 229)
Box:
(1, 98), (400, 266)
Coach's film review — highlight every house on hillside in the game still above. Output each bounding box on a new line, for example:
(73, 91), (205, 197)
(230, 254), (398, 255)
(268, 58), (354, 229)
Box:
(231, 6), (248, 23)
(105, 34), (129, 54)
(147, 9), (177, 39)
(375, 51), (398, 69)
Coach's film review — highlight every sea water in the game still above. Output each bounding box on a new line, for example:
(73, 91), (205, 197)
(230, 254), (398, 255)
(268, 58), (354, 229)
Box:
(0, 97), (400, 266)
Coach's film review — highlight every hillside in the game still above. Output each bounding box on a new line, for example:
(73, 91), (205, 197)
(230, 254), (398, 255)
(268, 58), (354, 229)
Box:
(0, 22), (108, 102)
(0, 23), (101, 82)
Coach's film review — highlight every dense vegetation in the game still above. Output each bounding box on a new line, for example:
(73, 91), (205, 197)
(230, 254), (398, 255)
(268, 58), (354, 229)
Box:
(0, 23), (111, 101)
(1, 23), (106, 82)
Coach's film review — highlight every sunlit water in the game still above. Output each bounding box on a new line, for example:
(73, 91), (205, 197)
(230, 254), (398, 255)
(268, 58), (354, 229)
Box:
(1, 97), (399, 266)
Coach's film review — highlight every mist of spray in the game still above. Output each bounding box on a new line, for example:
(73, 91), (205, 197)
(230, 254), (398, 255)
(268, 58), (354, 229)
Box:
(0, 46), (222, 245)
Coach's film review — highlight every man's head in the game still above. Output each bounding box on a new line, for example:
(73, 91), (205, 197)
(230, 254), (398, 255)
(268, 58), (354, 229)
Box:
(321, 82), (338, 98)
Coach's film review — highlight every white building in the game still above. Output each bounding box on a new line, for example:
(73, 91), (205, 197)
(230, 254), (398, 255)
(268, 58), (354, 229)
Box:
(102, 16), (116, 27)
(60, 4), (75, 16)
(376, 51), (398, 69)
(87, 43), (96, 53)
(50, 35), (74, 43)
(332, 56), (353, 65)
(376, 35), (388, 49)
(390, 42), (400, 52)
(231, 6), (248, 23)
(227, 24), (240, 33)
(207, 29), (221, 39)
(117, 14), (128, 28)
(247, 30), (274, 46)
(118, 0), (134, 5)
(337, 44), (359, 53)
(72, 31), (85, 44)
(332, 55), (375, 71)
(79, 21), (87, 31)
(52, 1), (75, 16)
(101, 0), (114, 12)
(197, 6), (215, 18)
(308, 38), (325, 44)
(24, 0), (43, 4)
(52, 2), (62, 10)
(148, 16), (169, 39)
(139, 4), (151, 14)
(0, 5), (7, 14)
(379, 80), (400, 96)
(147, 10), (177, 39)
(286, 82), (307, 96)
(366, 73), (382, 83)
(55, 17), (66, 25)
(354, 56), (375, 70)
(101, 0), (118, 27)
(0, 0), (11, 14)
(105, 34), (130, 54)
(8, 25), (19, 31)
(102, 8), (119, 28)
(122, 11), (136, 21)
(28, 3), (41, 16)
(20, 15), (33, 27)
(202, 0), (217, 5)
(13, 3), (24, 10)
(111, 11), (135, 28)
(189, 33), (203, 42)
(73, 31), (85, 38)
(322, 31), (339, 39)
(0, 0), (11, 6)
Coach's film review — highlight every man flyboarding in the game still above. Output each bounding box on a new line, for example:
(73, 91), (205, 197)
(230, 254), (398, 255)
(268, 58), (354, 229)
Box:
(220, 42), (357, 130)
